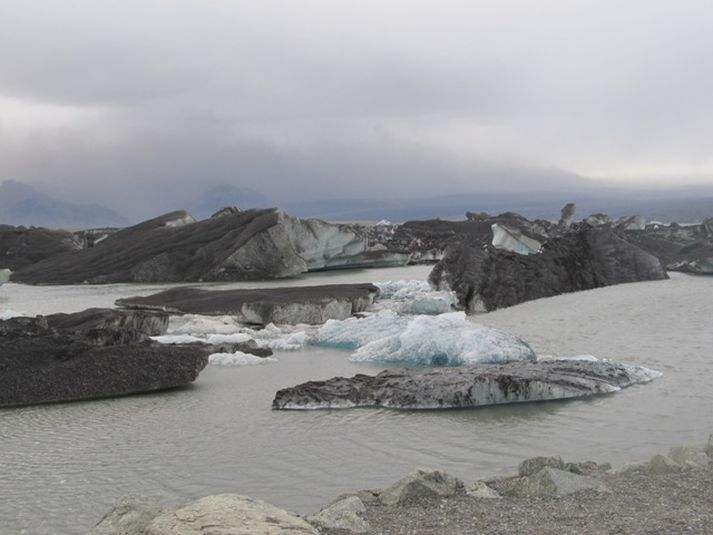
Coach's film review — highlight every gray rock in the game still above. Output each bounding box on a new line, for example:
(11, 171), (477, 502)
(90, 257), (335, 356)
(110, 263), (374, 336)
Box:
(706, 434), (713, 458)
(518, 456), (565, 477)
(144, 494), (318, 535)
(117, 284), (379, 326)
(0, 268), (10, 286)
(273, 360), (661, 410)
(378, 469), (464, 506)
(500, 467), (610, 498)
(646, 454), (683, 475)
(90, 496), (163, 535)
(668, 446), (710, 468)
(307, 496), (370, 533)
(564, 460), (611, 475)
(465, 481), (501, 499)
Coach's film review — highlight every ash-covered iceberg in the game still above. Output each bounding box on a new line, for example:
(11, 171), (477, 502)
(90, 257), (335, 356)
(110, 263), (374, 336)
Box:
(316, 311), (535, 366)
(273, 359), (662, 410)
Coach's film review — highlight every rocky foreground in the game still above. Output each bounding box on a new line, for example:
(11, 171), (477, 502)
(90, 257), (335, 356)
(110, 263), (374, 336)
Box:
(91, 436), (713, 535)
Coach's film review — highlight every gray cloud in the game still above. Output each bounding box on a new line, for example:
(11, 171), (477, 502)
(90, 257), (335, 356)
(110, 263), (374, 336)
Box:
(1, 0), (712, 219)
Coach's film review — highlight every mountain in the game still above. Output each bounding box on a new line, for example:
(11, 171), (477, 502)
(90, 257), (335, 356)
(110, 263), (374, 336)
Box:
(187, 184), (272, 220)
(0, 180), (128, 229)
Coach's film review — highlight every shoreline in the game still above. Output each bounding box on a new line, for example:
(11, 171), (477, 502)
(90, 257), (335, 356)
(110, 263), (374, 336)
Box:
(92, 435), (713, 534)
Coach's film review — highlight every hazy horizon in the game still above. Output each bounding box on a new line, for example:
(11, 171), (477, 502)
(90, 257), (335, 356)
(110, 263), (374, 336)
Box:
(1, 1), (712, 220)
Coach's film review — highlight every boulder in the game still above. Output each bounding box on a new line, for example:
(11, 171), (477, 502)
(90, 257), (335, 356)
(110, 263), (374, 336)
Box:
(378, 470), (464, 506)
(117, 284), (379, 326)
(307, 496), (370, 533)
(499, 467), (609, 498)
(90, 496), (163, 535)
(518, 456), (565, 477)
(668, 446), (710, 468)
(465, 481), (501, 499)
(144, 494), (317, 535)
(272, 360), (661, 410)
(646, 454), (683, 475)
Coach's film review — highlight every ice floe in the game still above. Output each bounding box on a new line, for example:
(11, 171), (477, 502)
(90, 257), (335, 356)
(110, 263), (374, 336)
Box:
(208, 351), (278, 366)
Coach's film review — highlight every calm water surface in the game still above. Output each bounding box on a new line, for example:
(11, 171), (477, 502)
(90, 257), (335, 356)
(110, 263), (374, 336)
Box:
(1, 267), (712, 535)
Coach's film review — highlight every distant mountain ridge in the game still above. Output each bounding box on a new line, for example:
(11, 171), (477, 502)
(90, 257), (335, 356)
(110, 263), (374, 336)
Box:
(0, 180), (127, 229)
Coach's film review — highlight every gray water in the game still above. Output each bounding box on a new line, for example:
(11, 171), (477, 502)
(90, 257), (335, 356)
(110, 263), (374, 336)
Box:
(1, 267), (712, 535)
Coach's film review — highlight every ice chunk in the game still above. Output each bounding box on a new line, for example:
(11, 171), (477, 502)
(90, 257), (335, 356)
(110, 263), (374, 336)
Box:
(242, 323), (313, 351)
(167, 314), (242, 335)
(373, 280), (455, 315)
(0, 309), (23, 320)
(316, 310), (407, 350)
(208, 351), (278, 366)
(152, 334), (204, 344)
(317, 311), (535, 366)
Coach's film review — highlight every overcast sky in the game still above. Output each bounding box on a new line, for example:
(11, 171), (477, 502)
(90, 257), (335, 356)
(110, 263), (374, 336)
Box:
(1, 0), (712, 215)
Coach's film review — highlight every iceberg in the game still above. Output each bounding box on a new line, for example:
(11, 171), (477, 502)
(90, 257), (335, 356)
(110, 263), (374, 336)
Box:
(373, 280), (455, 315)
(167, 314), (243, 335)
(316, 311), (535, 366)
(208, 351), (278, 366)
(0, 309), (23, 321)
(273, 359), (662, 410)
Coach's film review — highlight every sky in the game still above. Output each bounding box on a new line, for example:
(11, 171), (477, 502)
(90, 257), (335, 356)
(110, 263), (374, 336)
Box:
(1, 0), (712, 217)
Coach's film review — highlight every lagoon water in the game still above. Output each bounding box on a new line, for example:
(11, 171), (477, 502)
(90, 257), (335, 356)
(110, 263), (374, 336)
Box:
(1, 267), (712, 535)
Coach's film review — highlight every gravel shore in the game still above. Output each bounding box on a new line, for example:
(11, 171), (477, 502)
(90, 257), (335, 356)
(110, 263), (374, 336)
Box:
(324, 464), (713, 535)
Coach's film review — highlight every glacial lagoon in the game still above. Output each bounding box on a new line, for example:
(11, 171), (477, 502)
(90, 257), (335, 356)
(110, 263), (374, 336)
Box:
(1, 266), (712, 534)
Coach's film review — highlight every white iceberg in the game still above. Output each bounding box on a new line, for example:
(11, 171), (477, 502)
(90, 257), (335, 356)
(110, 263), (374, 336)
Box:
(316, 311), (535, 366)
(316, 310), (407, 350)
(0, 309), (23, 320)
(373, 280), (455, 315)
(167, 314), (243, 335)
(208, 351), (278, 366)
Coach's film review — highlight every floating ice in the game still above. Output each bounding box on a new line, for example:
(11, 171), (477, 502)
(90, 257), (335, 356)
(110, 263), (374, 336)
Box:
(316, 310), (407, 350)
(167, 314), (242, 335)
(373, 280), (455, 315)
(317, 311), (535, 366)
(242, 323), (313, 351)
(152, 334), (204, 345)
(0, 309), (23, 320)
(151, 332), (254, 345)
(208, 351), (278, 366)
